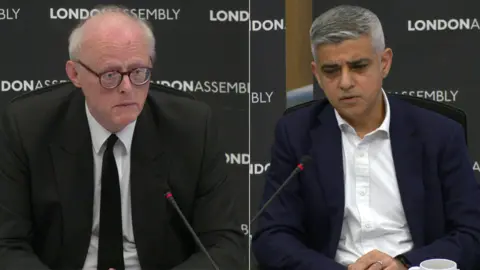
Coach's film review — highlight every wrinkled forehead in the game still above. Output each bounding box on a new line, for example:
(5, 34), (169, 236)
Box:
(315, 36), (378, 64)
(80, 37), (150, 69)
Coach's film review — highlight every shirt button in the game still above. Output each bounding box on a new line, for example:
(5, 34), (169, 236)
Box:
(359, 152), (364, 157)
(359, 190), (366, 196)
(365, 223), (372, 229)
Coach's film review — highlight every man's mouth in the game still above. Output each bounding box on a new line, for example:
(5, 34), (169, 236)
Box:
(340, 96), (358, 100)
(116, 102), (136, 107)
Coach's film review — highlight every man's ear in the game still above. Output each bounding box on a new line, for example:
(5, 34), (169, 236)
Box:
(311, 61), (324, 89)
(65, 60), (82, 87)
(380, 48), (393, 78)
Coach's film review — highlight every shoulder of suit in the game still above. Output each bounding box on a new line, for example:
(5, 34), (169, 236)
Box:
(146, 83), (211, 116)
(282, 95), (463, 132)
(5, 82), (211, 123)
(8, 81), (202, 106)
(284, 99), (328, 115)
(387, 94), (464, 131)
(148, 83), (196, 100)
(147, 83), (204, 106)
(4, 82), (77, 118)
(281, 98), (330, 123)
(8, 81), (76, 105)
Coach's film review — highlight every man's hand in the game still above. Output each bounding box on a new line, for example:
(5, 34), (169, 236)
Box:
(347, 250), (408, 270)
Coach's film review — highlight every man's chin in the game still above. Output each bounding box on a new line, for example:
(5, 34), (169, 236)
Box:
(113, 114), (139, 127)
(336, 107), (366, 119)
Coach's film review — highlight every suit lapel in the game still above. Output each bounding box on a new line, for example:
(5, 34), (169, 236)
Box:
(48, 92), (172, 268)
(389, 97), (425, 247)
(309, 104), (345, 253)
(130, 100), (172, 269)
(49, 91), (94, 268)
(309, 98), (426, 251)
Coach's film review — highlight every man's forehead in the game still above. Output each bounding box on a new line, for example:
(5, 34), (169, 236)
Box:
(101, 57), (149, 66)
(83, 25), (143, 44)
(80, 48), (150, 67)
(81, 13), (144, 44)
(79, 29), (148, 58)
(316, 36), (376, 61)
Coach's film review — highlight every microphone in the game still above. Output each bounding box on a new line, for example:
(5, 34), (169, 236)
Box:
(250, 155), (312, 225)
(164, 191), (220, 270)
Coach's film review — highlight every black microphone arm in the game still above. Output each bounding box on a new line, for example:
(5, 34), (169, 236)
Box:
(250, 155), (312, 225)
(165, 191), (220, 270)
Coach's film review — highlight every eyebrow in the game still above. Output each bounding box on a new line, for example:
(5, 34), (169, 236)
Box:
(321, 58), (371, 69)
(99, 62), (150, 73)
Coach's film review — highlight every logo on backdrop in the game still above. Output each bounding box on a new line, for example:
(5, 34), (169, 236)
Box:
(251, 91), (274, 104)
(388, 89), (459, 102)
(225, 153), (270, 175)
(473, 161), (480, 172)
(1, 80), (69, 92)
(153, 80), (249, 95)
(241, 224), (249, 236)
(0, 8), (20, 20)
(407, 18), (480, 31)
(49, 8), (180, 20)
(209, 10), (284, 31)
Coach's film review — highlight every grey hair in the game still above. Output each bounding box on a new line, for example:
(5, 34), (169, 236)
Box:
(68, 4), (156, 61)
(310, 5), (385, 61)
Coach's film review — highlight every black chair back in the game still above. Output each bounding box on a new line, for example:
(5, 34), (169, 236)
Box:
(284, 94), (468, 144)
(388, 93), (467, 144)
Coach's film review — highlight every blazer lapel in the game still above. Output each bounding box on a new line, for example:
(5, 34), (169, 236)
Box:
(389, 97), (425, 247)
(49, 91), (94, 268)
(309, 104), (345, 254)
(130, 100), (171, 269)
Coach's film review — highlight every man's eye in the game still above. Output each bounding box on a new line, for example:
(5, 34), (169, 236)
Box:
(352, 64), (368, 70)
(323, 68), (338, 74)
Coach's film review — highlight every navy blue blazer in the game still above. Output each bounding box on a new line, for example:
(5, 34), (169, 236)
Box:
(252, 96), (480, 270)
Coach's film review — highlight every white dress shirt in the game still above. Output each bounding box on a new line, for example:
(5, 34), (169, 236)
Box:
(82, 103), (141, 270)
(334, 90), (414, 266)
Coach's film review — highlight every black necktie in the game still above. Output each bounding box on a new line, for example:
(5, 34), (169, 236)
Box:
(97, 134), (125, 270)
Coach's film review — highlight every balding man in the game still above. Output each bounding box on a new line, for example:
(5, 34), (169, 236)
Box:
(0, 5), (245, 270)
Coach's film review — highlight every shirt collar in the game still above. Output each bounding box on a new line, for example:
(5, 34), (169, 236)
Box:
(85, 102), (136, 154)
(334, 89), (391, 136)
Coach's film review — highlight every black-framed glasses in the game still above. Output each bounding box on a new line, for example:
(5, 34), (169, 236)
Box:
(76, 60), (152, 89)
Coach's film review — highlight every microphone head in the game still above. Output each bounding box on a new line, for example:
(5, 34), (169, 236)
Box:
(300, 155), (312, 165)
(162, 181), (173, 199)
(165, 191), (173, 200)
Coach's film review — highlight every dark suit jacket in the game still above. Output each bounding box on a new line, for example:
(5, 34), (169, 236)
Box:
(0, 82), (246, 270)
(252, 96), (480, 270)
